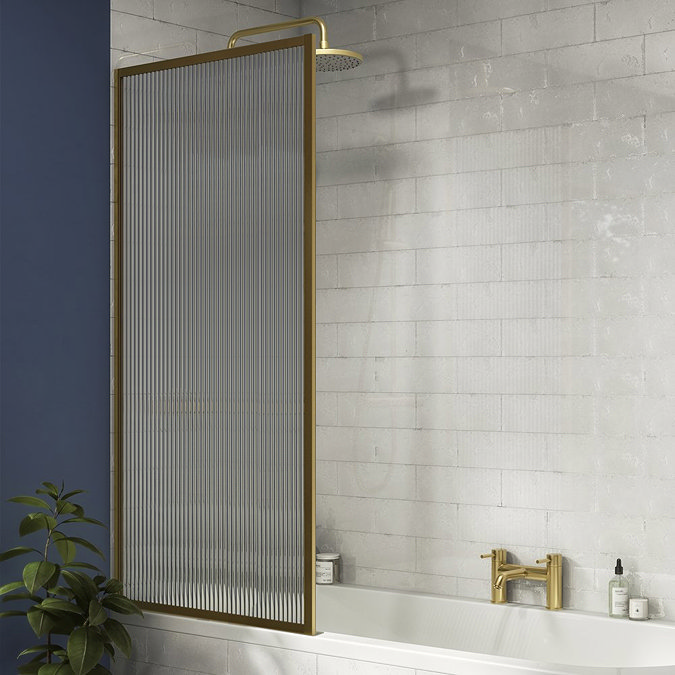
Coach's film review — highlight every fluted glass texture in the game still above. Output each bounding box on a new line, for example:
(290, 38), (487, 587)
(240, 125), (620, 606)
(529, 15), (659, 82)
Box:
(120, 46), (305, 624)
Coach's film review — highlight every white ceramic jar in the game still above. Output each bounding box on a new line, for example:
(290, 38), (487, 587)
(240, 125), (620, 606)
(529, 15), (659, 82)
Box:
(316, 553), (341, 584)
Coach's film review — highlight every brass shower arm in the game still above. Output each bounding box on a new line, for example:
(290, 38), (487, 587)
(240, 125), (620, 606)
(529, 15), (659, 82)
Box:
(227, 16), (330, 50)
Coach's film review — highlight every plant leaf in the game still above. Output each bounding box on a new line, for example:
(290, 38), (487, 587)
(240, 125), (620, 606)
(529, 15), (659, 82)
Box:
(63, 562), (102, 573)
(67, 626), (104, 675)
(41, 598), (84, 614)
(18, 662), (43, 675)
(0, 609), (26, 618)
(62, 570), (98, 604)
(18, 643), (65, 657)
(60, 517), (106, 529)
(52, 533), (77, 565)
(40, 482), (60, 497)
(61, 490), (85, 501)
(23, 561), (57, 594)
(88, 599), (107, 626)
(9, 496), (51, 510)
(0, 580), (26, 596)
(38, 665), (76, 675)
(26, 607), (57, 637)
(3, 592), (43, 604)
(101, 595), (143, 616)
(58, 537), (104, 560)
(89, 665), (112, 675)
(19, 513), (57, 537)
(102, 618), (132, 658)
(103, 579), (123, 595)
(0, 545), (40, 562)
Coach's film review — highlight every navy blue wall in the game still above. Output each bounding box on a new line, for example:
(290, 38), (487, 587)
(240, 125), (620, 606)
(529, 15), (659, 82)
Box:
(0, 1), (111, 669)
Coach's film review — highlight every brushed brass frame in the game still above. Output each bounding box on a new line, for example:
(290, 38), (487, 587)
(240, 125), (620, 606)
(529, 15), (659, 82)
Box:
(113, 34), (316, 635)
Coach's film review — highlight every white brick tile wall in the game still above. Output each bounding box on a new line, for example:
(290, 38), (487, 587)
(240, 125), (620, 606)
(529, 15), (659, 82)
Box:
(502, 5), (594, 55)
(595, 0), (675, 40)
(547, 36), (644, 86)
(113, 0), (675, 657)
(646, 30), (675, 74)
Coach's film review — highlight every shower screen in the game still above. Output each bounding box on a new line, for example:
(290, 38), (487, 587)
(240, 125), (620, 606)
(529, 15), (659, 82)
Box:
(113, 35), (316, 634)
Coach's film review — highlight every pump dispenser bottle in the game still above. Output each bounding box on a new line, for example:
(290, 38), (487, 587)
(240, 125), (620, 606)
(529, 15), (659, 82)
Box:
(609, 558), (629, 617)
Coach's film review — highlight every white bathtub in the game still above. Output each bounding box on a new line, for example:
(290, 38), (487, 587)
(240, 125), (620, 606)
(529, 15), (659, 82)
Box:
(316, 584), (675, 674)
(118, 585), (675, 674)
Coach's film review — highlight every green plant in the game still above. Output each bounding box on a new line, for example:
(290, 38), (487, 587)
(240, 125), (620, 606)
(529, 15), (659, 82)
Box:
(0, 482), (143, 675)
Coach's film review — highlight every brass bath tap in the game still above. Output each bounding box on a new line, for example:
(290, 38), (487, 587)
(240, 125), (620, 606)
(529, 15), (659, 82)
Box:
(480, 549), (563, 610)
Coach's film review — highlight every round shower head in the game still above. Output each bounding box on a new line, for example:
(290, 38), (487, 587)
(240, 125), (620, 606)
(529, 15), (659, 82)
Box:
(316, 48), (363, 72)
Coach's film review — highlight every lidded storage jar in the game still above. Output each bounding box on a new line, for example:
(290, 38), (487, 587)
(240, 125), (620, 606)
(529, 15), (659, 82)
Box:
(316, 553), (341, 584)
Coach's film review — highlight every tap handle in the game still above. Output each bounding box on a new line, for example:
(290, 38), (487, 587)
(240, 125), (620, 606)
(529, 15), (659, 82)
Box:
(480, 552), (495, 559)
(536, 553), (562, 565)
(536, 555), (551, 565)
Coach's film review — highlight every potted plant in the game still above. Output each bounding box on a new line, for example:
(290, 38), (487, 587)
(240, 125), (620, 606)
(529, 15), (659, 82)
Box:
(0, 482), (142, 674)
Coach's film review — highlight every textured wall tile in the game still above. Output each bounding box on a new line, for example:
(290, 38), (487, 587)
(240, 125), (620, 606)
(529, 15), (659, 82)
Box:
(457, 0), (547, 25)
(416, 319), (501, 356)
(417, 21), (501, 68)
(451, 53), (547, 98)
(317, 117), (338, 153)
(596, 0), (675, 40)
(501, 394), (593, 433)
(337, 322), (416, 357)
(317, 255), (338, 289)
(458, 504), (548, 546)
(338, 250), (416, 287)
(112, 0), (154, 17)
(317, 324), (338, 357)
(317, 460), (339, 495)
(417, 171), (501, 211)
(647, 111), (675, 154)
(319, 655), (414, 675)
(318, 494), (457, 538)
(153, 0), (238, 34)
(596, 72), (675, 119)
(337, 392), (417, 428)
(111, 12), (197, 57)
(502, 470), (595, 511)
(338, 108), (416, 149)
(145, 631), (227, 672)
(318, 356), (457, 393)
(229, 642), (316, 675)
(416, 246), (501, 284)
(335, 35), (418, 83)
(502, 83), (595, 130)
(596, 155), (675, 199)
(338, 462), (417, 499)
(316, 426), (458, 466)
(417, 96), (501, 140)
(376, 0), (458, 39)
(317, 147), (378, 186)
(547, 36), (644, 86)
(502, 241), (595, 281)
(417, 466), (501, 505)
(502, 163), (595, 205)
(338, 179), (416, 218)
(646, 30), (675, 74)
(417, 393), (501, 430)
(502, 5), (594, 55)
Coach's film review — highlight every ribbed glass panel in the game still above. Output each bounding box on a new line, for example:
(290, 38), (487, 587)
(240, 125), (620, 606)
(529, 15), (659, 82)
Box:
(120, 46), (305, 624)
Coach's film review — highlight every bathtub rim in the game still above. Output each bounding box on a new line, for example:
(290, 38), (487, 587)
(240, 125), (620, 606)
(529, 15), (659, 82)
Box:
(120, 589), (675, 675)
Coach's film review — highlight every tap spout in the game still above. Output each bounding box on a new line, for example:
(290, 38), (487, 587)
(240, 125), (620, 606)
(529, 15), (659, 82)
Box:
(494, 566), (529, 589)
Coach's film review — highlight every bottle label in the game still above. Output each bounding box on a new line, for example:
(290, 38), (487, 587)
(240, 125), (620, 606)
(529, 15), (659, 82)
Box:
(612, 587), (629, 615)
(316, 560), (334, 584)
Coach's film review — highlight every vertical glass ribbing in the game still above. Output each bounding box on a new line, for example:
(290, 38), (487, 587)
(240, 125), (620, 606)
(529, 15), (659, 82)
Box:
(121, 46), (305, 624)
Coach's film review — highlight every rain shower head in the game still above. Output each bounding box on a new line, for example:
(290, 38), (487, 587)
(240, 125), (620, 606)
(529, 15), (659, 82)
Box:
(227, 16), (363, 72)
(315, 48), (363, 72)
